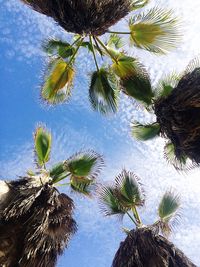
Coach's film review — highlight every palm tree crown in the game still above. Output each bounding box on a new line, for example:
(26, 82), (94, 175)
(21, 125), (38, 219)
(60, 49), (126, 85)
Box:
(20, 0), (180, 114)
(131, 57), (200, 170)
(98, 169), (196, 267)
(0, 126), (104, 267)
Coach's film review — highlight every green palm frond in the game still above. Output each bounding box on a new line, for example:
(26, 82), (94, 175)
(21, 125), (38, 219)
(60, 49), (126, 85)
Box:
(107, 34), (124, 49)
(131, 0), (149, 10)
(155, 72), (180, 98)
(43, 39), (75, 58)
(115, 170), (145, 208)
(50, 162), (70, 183)
(164, 142), (188, 170)
(70, 176), (93, 196)
(129, 7), (180, 54)
(65, 150), (104, 180)
(41, 58), (75, 105)
(98, 185), (126, 216)
(132, 122), (160, 141)
(89, 68), (119, 114)
(111, 53), (153, 106)
(158, 190), (181, 236)
(34, 126), (51, 167)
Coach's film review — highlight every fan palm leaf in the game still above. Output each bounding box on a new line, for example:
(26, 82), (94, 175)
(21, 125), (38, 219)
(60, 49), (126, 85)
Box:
(157, 190), (181, 236)
(41, 58), (75, 105)
(34, 126), (52, 167)
(129, 7), (180, 54)
(89, 68), (119, 114)
(131, 122), (160, 141)
(111, 53), (154, 106)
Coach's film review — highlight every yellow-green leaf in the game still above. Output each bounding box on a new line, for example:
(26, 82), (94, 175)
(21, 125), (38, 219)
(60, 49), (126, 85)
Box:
(129, 8), (180, 54)
(42, 58), (74, 105)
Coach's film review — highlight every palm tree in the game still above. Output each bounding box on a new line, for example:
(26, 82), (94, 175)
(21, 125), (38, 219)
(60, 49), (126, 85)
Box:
(98, 169), (196, 267)
(131, 57), (200, 170)
(20, 0), (180, 114)
(0, 126), (104, 267)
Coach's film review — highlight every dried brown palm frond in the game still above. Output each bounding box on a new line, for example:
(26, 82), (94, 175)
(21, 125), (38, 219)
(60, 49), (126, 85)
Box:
(154, 67), (200, 164)
(21, 0), (132, 35)
(0, 177), (77, 267)
(112, 227), (196, 267)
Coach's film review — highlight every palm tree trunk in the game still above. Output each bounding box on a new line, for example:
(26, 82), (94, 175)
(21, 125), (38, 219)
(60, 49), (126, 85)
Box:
(112, 227), (196, 267)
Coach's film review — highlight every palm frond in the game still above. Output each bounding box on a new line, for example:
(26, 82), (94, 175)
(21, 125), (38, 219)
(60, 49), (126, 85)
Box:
(50, 162), (70, 183)
(65, 150), (104, 181)
(89, 68), (119, 114)
(115, 170), (145, 208)
(107, 34), (124, 49)
(34, 126), (51, 167)
(41, 58), (74, 105)
(43, 39), (75, 58)
(158, 190), (181, 236)
(155, 72), (180, 98)
(131, 0), (149, 10)
(132, 122), (160, 141)
(98, 185), (126, 216)
(70, 176), (93, 196)
(163, 142), (192, 171)
(129, 7), (180, 54)
(111, 53), (153, 106)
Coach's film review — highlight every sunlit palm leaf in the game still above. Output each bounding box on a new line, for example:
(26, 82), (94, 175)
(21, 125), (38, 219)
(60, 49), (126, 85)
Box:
(65, 150), (104, 180)
(158, 190), (181, 236)
(129, 8), (180, 54)
(98, 185), (126, 216)
(131, 0), (149, 10)
(43, 39), (75, 58)
(70, 176), (93, 196)
(50, 162), (70, 183)
(34, 126), (51, 167)
(132, 122), (160, 141)
(107, 34), (124, 49)
(155, 72), (180, 98)
(115, 170), (144, 208)
(89, 68), (119, 114)
(164, 142), (190, 171)
(111, 53), (153, 105)
(41, 58), (74, 105)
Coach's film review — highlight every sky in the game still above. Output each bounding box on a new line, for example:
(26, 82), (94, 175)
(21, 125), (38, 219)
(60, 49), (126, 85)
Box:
(0, 0), (200, 266)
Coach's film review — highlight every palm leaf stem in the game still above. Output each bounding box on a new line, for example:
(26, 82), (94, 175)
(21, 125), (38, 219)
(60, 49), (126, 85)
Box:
(95, 36), (118, 64)
(71, 35), (82, 47)
(132, 206), (142, 226)
(126, 211), (138, 226)
(93, 37), (104, 58)
(90, 35), (99, 71)
(56, 182), (71, 186)
(67, 37), (84, 66)
(107, 30), (131, 34)
(52, 172), (71, 184)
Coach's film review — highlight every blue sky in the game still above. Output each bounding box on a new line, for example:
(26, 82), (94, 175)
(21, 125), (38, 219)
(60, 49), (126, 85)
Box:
(1, 0), (200, 266)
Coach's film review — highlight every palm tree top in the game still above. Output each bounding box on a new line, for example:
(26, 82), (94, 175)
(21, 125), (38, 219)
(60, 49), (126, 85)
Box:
(98, 169), (181, 237)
